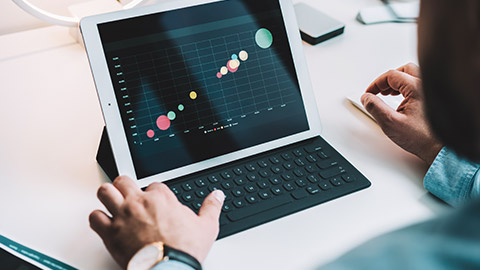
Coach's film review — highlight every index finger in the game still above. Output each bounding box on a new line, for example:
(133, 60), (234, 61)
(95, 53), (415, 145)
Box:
(365, 70), (417, 97)
(113, 176), (141, 198)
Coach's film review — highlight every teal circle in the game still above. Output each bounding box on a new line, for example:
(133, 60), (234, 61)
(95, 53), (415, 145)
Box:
(178, 104), (184, 111)
(231, 54), (238, 60)
(255, 28), (273, 49)
(167, 111), (176, 120)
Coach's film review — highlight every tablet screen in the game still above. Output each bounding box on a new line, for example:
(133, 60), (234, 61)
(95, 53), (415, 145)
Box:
(98, 0), (309, 179)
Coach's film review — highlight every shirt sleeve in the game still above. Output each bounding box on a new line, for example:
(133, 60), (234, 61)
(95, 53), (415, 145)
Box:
(317, 199), (480, 270)
(423, 147), (480, 207)
(150, 260), (195, 270)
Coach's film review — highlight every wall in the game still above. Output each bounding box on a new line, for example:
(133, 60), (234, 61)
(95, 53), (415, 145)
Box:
(0, 0), (160, 35)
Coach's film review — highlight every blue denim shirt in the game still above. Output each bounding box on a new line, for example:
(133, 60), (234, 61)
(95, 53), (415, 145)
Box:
(153, 147), (480, 270)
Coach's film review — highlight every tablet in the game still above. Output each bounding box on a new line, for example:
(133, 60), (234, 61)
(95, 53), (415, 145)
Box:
(81, 0), (321, 187)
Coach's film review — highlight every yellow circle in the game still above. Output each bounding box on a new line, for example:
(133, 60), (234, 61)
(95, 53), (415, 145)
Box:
(239, 50), (248, 61)
(189, 91), (197, 100)
(220, 66), (228, 75)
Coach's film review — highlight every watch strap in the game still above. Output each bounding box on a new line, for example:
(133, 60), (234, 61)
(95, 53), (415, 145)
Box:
(163, 245), (202, 270)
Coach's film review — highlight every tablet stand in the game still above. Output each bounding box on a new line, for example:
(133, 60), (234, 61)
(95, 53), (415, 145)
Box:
(96, 127), (119, 181)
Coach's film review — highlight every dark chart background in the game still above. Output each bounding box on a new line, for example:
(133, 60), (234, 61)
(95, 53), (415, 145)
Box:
(99, 0), (310, 179)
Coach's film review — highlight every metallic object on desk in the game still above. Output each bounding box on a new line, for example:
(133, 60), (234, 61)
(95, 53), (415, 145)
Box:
(357, 0), (419, 25)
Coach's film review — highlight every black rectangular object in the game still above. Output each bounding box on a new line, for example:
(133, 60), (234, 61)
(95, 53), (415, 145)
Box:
(97, 127), (371, 239)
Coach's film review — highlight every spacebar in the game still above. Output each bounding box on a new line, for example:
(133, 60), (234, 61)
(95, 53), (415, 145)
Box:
(227, 195), (293, 222)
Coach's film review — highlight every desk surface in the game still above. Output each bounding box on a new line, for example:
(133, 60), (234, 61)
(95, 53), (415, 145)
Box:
(0, 0), (447, 269)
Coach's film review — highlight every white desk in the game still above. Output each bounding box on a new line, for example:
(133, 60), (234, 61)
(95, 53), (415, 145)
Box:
(0, 0), (447, 269)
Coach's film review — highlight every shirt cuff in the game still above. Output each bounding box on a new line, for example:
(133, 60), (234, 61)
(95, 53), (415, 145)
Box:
(150, 260), (195, 270)
(424, 147), (480, 207)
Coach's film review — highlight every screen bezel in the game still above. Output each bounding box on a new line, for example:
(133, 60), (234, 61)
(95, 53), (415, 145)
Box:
(81, 0), (322, 188)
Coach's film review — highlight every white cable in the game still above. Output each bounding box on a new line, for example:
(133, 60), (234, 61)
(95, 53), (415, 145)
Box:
(12, 0), (79, 27)
(122, 0), (147, 10)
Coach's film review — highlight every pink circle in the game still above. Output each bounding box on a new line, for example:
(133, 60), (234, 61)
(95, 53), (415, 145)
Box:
(227, 61), (238, 73)
(216, 72), (222, 78)
(156, 115), (171, 131)
(146, 129), (155, 138)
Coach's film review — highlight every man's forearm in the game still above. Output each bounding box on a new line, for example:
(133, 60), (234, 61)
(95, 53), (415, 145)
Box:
(424, 147), (480, 206)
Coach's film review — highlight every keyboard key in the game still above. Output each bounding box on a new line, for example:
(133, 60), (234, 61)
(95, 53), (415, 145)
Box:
(293, 149), (303, 157)
(293, 169), (304, 177)
(305, 165), (317, 173)
(295, 179), (307, 187)
(306, 155), (317, 163)
(195, 190), (207, 198)
(247, 174), (258, 182)
(208, 175), (219, 183)
(195, 179), (207, 187)
(342, 175), (355, 183)
(319, 166), (346, 179)
(233, 167), (244, 175)
(246, 195), (259, 204)
(222, 203), (233, 212)
(283, 182), (296, 191)
(270, 156), (281, 164)
(221, 171), (232, 179)
(317, 160), (338, 169)
(307, 186), (321, 195)
(271, 186), (284, 195)
(258, 190), (271, 200)
(171, 187), (180, 195)
(304, 145), (322, 153)
(182, 193), (194, 202)
(233, 199), (246, 208)
(232, 188), (245, 197)
(271, 166), (283, 174)
(294, 158), (305, 166)
(208, 186), (220, 192)
(319, 182), (332, 190)
(283, 162), (294, 170)
(245, 185), (258, 193)
(257, 160), (268, 168)
(257, 180), (271, 189)
(221, 181), (234, 190)
(182, 183), (193, 191)
(307, 174), (320, 183)
(269, 177), (282, 185)
(282, 173), (293, 181)
(192, 202), (202, 210)
(245, 164), (256, 171)
(318, 151), (329, 159)
(330, 177), (343, 186)
(227, 195), (292, 221)
(291, 189), (308, 200)
(234, 178), (247, 185)
(281, 153), (292, 160)
(259, 170), (270, 178)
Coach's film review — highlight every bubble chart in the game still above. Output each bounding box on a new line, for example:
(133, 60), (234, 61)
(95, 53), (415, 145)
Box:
(231, 54), (238, 60)
(216, 72), (222, 78)
(178, 104), (184, 111)
(220, 66), (228, 75)
(147, 129), (155, 138)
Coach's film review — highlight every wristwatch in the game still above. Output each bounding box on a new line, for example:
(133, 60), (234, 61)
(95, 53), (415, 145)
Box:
(127, 242), (202, 270)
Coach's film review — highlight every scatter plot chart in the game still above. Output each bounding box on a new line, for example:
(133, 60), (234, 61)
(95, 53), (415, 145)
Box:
(108, 23), (303, 145)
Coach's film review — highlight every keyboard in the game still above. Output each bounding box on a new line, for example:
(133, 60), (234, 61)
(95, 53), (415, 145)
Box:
(164, 136), (371, 238)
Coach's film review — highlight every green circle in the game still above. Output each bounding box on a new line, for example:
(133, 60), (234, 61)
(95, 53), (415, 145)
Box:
(255, 28), (273, 49)
(178, 104), (184, 111)
(167, 111), (176, 120)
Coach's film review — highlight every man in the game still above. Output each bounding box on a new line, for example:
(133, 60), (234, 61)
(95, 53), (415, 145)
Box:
(89, 0), (480, 269)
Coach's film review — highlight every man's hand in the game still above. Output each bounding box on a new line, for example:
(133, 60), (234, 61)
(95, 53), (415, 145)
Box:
(89, 176), (225, 269)
(361, 63), (443, 165)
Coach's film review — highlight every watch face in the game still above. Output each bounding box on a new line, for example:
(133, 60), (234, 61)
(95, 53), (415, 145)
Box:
(127, 243), (164, 270)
